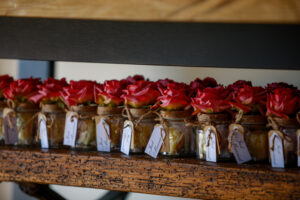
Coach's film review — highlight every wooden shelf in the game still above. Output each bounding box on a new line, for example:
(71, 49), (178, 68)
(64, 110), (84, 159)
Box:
(0, 146), (299, 199)
(0, 0), (300, 24)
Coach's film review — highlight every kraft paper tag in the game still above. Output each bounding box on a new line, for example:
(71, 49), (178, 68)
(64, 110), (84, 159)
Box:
(228, 124), (251, 164)
(3, 108), (18, 145)
(297, 130), (300, 167)
(204, 126), (218, 162)
(121, 120), (133, 155)
(63, 111), (78, 147)
(38, 113), (49, 148)
(145, 124), (166, 158)
(268, 130), (285, 168)
(96, 117), (111, 152)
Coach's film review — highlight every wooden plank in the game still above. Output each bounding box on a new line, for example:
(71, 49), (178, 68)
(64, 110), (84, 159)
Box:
(0, 0), (299, 24)
(1, 17), (300, 69)
(0, 146), (299, 199)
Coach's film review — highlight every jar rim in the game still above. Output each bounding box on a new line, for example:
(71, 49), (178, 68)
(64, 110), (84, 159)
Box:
(97, 106), (123, 115)
(160, 110), (191, 120)
(71, 104), (97, 114)
(42, 103), (65, 113)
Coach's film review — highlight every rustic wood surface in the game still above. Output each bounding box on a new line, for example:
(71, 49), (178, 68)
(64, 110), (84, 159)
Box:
(0, 146), (299, 200)
(0, 0), (299, 23)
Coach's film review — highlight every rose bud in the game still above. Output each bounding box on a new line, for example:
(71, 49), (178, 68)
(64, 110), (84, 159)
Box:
(122, 80), (160, 108)
(94, 80), (125, 107)
(191, 86), (231, 114)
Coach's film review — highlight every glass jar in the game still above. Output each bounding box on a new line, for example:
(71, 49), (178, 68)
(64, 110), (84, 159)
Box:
(97, 106), (124, 151)
(270, 117), (298, 166)
(16, 103), (39, 145)
(0, 101), (7, 144)
(159, 110), (194, 156)
(71, 105), (97, 150)
(196, 113), (231, 161)
(127, 108), (155, 153)
(241, 115), (268, 162)
(41, 104), (66, 148)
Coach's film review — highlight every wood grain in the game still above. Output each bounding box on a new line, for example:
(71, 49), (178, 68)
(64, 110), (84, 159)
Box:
(0, 0), (299, 23)
(0, 146), (299, 199)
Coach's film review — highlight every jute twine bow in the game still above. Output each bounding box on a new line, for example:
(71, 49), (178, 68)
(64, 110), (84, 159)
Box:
(235, 110), (244, 124)
(267, 116), (293, 142)
(122, 105), (154, 129)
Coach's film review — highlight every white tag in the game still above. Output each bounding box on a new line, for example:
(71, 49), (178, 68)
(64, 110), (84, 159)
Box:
(39, 115), (49, 149)
(145, 125), (166, 158)
(205, 128), (217, 162)
(63, 112), (78, 147)
(297, 130), (300, 167)
(96, 117), (111, 152)
(269, 131), (285, 168)
(231, 129), (251, 164)
(120, 121), (133, 155)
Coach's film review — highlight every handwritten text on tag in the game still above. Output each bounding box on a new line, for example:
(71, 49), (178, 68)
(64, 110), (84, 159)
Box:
(63, 112), (78, 147)
(231, 129), (251, 164)
(205, 127), (217, 162)
(120, 121), (133, 155)
(145, 125), (165, 158)
(269, 131), (285, 168)
(96, 117), (111, 152)
(39, 114), (49, 148)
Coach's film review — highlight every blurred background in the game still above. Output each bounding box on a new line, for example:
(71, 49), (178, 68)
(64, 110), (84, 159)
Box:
(0, 58), (299, 200)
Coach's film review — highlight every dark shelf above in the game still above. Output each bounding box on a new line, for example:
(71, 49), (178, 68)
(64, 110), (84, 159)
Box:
(0, 17), (300, 69)
(0, 146), (299, 200)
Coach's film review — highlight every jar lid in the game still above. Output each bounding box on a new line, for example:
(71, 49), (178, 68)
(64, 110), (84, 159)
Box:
(272, 117), (299, 128)
(160, 110), (191, 120)
(71, 105), (97, 114)
(129, 108), (156, 119)
(240, 115), (266, 125)
(15, 102), (39, 112)
(42, 103), (65, 113)
(197, 113), (229, 124)
(97, 106), (123, 115)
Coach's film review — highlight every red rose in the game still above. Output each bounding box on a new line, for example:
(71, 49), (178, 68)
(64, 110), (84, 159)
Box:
(230, 85), (266, 114)
(266, 87), (299, 119)
(156, 82), (190, 110)
(266, 82), (297, 93)
(122, 80), (160, 108)
(156, 78), (175, 90)
(228, 80), (252, 92)
(94, 80), (125, 106)
(189, 77), (218, 97)
(3, 77), (41, 103)
(29, 77), (68, 104)
(124, 75), (145, 85)
(191, 86), (231, 114)
(0, 75), (14, 100)
(61, 80), (96, 107)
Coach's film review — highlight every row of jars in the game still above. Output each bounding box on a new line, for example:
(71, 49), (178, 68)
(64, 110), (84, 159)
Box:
(0, 102), (299, 167)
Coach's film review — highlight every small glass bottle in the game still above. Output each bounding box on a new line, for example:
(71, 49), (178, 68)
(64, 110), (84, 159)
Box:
(241, 115), (268, 162)
(71, 105), (97, 150)
(0, 101), (7, 144)
(16, 103), (39, 145)
(128, 108), (155, 153)
(196, 113), (231, 161)
(97, 106), (124, 151)
(270, 117), (298, 166)
(41, 104), (66, 148)
(159, 110), (194, 156)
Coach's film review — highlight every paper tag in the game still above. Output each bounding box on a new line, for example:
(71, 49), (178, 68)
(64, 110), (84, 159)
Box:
(63, 112), (78, 147)
(96, 117), (111, 152)
(204, 126), (217, 162)
(297, 130), (300, 167)
(145, 124), (166, 158)
(120, 120), (133, 155)
(269, 130), (285, 168)
(228, 124), (251, 164)
(38, 114), (49, 148)
(3, 108), (18, 145)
